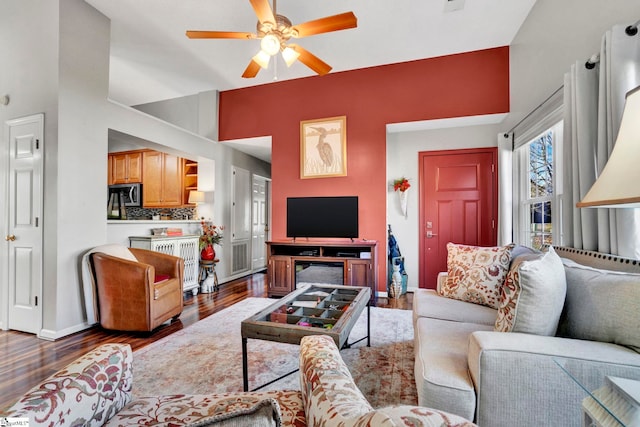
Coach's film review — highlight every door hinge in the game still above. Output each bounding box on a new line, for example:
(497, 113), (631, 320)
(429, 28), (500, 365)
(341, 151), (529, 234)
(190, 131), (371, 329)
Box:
(492, 219), (495, 229)
(36, 139), (40, 149)
(491, 163), (495, 173)
(35, 296), (38, 306)
(35, 217), (39, 227)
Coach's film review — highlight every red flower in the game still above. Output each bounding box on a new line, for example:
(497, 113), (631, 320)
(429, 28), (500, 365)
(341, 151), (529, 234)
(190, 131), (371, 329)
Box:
(393, 177), (411, 192)
(199, 219), (224, 249)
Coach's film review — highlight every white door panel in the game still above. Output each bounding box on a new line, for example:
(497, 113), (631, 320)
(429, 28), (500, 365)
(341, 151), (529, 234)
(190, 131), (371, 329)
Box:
(251, 176), (268, 271)
(5, 114), (43, 334)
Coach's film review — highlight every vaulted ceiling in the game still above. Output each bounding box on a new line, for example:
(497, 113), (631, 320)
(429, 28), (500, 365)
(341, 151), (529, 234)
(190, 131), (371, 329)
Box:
(86, 0), (537, 107)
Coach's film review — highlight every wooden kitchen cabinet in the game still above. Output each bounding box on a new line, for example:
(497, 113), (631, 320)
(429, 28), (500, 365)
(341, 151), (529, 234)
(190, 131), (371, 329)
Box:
(110, 151), (142, 184)
(142, 151), (183, 207)
(183, 159), (198, 205)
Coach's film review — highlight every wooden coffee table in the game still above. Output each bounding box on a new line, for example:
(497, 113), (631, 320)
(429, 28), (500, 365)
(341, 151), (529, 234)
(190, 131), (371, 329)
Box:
(241, 284), (371, 391)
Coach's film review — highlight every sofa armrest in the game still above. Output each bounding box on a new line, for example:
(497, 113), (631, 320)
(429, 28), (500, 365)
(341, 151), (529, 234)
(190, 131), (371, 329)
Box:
(300, 335), (477, 426)
(4, 344), (133, 426)
(468, 331), (640, 427)
(299, 335), (373, 424)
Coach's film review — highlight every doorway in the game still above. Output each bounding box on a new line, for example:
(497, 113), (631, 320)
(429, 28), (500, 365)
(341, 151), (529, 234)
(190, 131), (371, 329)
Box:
(419, 148), (497, 289)
(2, 114), (44, 334)
(251, 175), (270, 272)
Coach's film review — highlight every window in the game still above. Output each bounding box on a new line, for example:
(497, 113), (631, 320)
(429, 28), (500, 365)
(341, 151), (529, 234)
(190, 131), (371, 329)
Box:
(515, 121), (563, 249)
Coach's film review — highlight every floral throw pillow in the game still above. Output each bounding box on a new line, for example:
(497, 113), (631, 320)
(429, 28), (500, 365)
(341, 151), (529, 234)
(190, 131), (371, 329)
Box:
(495, 246), (567, 335)
(440, 243), (515, 309)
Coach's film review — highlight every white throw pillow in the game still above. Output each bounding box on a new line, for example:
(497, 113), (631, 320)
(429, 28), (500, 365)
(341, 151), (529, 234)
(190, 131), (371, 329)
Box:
(93, 244), (138, 262)
(495, 246), (567, 336)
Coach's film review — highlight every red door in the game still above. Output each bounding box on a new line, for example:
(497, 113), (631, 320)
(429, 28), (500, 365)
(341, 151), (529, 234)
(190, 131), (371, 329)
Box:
(419, 148), (497, 289)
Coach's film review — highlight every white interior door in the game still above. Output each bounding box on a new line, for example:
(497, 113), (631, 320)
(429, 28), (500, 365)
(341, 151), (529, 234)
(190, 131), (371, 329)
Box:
(251, 176), (268, 271)
(5, 114), (43, 334)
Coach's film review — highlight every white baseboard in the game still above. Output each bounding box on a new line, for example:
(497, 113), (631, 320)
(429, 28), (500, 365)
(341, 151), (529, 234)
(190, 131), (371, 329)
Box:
(39, 322), (94, 341)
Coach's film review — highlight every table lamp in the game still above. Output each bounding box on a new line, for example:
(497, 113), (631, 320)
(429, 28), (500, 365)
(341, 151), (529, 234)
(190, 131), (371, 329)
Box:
(188, 190), (205, 219)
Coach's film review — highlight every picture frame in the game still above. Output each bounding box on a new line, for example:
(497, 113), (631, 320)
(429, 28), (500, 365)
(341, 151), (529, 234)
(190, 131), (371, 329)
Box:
(300, 116), (347, 179)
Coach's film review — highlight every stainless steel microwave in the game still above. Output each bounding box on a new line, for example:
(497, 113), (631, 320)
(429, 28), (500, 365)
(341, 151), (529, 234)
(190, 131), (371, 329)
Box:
(108, 183), (142, 207)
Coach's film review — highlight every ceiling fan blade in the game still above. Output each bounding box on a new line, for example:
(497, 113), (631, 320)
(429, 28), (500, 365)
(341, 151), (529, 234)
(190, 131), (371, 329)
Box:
(290, 44), (332, 75)
(242, 60), (262, 78)
(292, 12), (357, 38)
(249, 0), (276, 24)
(186, 30), (255, 39)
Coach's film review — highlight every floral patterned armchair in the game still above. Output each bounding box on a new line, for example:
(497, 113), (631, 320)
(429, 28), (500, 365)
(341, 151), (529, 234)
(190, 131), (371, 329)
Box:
(3, 336), (476, 426)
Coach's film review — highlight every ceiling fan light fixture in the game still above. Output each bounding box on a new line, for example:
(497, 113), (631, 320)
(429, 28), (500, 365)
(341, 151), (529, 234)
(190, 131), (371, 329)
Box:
(260, 34), (281, 56)
(252, 50), (271, 69)
(282, 46), (300, 66)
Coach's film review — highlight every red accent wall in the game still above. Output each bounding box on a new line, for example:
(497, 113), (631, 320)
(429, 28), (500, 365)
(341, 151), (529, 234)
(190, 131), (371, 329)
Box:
(219, 46), (510, 295)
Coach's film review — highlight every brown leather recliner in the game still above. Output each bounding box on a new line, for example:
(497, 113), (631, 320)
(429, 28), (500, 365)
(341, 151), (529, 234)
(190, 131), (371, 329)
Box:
(91, 248), (184, 332)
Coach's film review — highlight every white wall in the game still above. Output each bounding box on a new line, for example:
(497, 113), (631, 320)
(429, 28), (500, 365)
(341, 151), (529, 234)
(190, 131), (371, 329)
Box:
(386, 123), (500, 291)
(1, 0), (60, 333)
(503, 0), (640, 133)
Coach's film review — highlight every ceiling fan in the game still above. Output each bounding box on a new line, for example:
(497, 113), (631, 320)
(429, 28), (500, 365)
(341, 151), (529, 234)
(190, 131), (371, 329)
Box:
(186, 0), (357, 78)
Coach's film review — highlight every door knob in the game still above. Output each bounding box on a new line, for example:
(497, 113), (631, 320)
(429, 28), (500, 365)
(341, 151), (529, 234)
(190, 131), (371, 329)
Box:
(426, 231), (438, 238)
(5, 234), (16, 241)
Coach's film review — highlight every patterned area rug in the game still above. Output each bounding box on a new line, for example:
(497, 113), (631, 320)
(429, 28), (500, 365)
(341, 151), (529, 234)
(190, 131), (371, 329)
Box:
(132, 297), (417, 408)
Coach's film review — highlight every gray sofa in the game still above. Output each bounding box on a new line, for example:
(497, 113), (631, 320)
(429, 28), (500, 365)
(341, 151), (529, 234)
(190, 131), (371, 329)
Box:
(413, 245), (640, 427)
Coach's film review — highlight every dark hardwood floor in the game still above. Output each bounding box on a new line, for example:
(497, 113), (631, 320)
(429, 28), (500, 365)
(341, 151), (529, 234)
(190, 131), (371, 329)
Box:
(0, 272), (412, 411)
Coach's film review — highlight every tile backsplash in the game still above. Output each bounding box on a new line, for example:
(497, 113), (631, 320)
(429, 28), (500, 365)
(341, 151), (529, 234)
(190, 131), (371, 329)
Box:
(125, 207), (196, 220)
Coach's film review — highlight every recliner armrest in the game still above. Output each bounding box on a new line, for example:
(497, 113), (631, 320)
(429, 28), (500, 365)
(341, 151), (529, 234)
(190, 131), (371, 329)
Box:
(130, 247), (183, 280)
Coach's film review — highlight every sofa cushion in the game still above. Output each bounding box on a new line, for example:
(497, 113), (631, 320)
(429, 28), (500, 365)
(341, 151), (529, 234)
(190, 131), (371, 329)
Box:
(440, 243), (515, 309)
(186, 398), (281, 427)
(414, 317), (493, 422)
(413, 289), (497, 326)
(7, 344), (133, 427)
(105, 390), (306, 427)
(557, 258), (640, 352)
(495, 246), (567, 336)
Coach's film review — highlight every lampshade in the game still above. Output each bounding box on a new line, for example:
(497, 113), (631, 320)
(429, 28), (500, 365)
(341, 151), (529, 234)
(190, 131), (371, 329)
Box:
(252, 50), (271, 69)
(577, 85), (640, 208)
(260, 34), (280, 56)
(282, 46), (300, 67)
(188, 190), (205, 204)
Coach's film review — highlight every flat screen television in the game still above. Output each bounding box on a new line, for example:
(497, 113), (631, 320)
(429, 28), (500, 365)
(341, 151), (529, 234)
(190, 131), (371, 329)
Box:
(287, 196), (358, 238)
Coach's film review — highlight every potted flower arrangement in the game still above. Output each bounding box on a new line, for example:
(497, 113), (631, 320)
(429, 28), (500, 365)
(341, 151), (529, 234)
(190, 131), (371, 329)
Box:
(199, 219), (223, 261)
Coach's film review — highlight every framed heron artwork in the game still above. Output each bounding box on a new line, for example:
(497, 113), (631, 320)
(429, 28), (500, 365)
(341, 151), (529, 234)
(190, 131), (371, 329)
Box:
(300, 116), (347, 179)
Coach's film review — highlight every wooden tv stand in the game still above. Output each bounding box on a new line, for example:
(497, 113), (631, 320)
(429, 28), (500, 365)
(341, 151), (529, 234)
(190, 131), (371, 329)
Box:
(266, 240), (377, 301)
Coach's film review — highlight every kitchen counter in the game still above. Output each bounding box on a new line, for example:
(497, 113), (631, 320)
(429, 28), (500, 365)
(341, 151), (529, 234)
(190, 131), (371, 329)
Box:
(107, 219), (201, 224)
(107, 219), (201, 246)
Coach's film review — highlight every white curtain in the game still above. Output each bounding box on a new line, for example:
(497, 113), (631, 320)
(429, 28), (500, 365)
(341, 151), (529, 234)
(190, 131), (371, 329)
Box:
(497, 133), (513, 246)
(563, 23), (640, 258)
